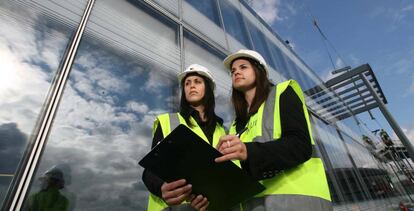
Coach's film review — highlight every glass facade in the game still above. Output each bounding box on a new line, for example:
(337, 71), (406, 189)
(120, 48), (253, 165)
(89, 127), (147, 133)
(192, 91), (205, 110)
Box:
(1, 0), (411, 210)
(0, 0), (88, 208)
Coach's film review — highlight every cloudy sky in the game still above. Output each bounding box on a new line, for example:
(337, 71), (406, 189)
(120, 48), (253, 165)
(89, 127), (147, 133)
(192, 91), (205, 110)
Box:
(251, 0), (414, 144)
(2, 1), (412, 209)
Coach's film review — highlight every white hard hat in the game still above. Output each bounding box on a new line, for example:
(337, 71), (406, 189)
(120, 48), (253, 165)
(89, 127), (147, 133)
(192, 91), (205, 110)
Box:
(223, 49), (268, 76)
(178, 64), (216, 90)
(40, 166), (65, 189)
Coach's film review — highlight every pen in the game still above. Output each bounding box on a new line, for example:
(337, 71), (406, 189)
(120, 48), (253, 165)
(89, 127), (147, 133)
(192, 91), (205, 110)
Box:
(235, 127), (248, 138)
(225, 128), (248, 148)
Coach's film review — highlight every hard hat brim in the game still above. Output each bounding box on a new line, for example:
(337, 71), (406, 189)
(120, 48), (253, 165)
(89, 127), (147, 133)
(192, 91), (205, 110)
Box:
(223, 52), (268, 76)
(178, 70), (216, 90)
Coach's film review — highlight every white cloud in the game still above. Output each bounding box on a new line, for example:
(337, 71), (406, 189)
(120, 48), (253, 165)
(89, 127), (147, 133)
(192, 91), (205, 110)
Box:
(410, 79), (414, 94)
(0, 16), (67, 133)
(144, 67), (174, 92)
(251, 0), (283, 24)
(382, 51), (414, 77)
(401, 4), (414, 12)
(126, 101), (149, 113)
(285, 2), (298, 15)
(392, 4), (414, 26)
(319, 67), (335, 82)
(335, 58), (345, 69)
(391, 126), (414, 146)
(370, 4), (414, 30)
(348, 54), (361, 66)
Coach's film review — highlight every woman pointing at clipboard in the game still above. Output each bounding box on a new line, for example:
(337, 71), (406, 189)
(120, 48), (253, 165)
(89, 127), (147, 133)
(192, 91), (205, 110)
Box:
(142, 64), (225, 211)
(215, 50), (332, 211)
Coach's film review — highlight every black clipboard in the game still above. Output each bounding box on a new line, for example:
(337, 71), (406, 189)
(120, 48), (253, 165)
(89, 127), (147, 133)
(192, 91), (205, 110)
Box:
(139, 124), (265, 211)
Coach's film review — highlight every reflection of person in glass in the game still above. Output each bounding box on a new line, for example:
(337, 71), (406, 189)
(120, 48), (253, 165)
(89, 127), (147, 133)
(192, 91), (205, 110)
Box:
(26, 166), (69, 211)
(214, 49), (332, 210)
(142, 64), (226, 210)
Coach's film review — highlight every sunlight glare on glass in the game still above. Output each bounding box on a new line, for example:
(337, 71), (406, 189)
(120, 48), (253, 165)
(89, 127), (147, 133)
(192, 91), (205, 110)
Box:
(0, 49), (20, 93)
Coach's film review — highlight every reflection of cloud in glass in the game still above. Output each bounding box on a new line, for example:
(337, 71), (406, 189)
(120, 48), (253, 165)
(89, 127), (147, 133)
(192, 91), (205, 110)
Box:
(215, 93), (234, 128)
(0, 0), (80, 137)
(0, 123), (27, 173)
(0, 35), (58, 133)
(30, 37), (177, 209)
(0, 4), (80, 201)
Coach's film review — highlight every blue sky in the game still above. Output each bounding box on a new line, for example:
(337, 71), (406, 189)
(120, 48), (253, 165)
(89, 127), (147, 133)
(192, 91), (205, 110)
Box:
(251, 0), (414, 142)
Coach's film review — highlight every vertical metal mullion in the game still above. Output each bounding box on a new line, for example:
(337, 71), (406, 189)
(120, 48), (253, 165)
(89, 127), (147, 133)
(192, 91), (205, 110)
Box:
(176, 0), (184, 112)
(335, 128), (374, 204)
(215, 0), (230, 51)
(309, 116), (347, 205)
(179, 0), (184, 73)
(7, 0), (96, 210)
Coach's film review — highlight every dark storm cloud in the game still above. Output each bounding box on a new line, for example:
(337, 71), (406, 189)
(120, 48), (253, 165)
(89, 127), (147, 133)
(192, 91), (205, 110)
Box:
(0, 123), (28, 173)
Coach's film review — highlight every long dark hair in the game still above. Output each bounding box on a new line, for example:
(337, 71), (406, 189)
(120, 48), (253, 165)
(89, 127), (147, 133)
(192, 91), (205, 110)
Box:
(231, 57), (272, 128)
(180, 72), (217, 128)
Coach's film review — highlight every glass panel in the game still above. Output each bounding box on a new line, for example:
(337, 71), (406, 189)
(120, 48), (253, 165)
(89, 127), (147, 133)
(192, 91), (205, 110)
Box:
(152, 0), (178, 17)
(183, 0), (226, 48)
(310, 116), (347, 208)
(313, 120), (403, 210)
(239, 3), (274, 69)
(183, 30), (233, 125)
(268, 42), (289, 77)
(342, 132), (408, 209)
(0, 0), (87, 207)
(243, 22), (275, 70)
(218, 0), (251, 51)
(283, 58), (313, 90)
(184, 0), (220, 25)
(21, 1), (180, 210)
(312, 118), (361, 209)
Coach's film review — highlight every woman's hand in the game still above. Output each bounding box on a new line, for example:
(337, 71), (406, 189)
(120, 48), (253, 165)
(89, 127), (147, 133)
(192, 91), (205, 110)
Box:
(188, 194), (209, 210)
(161, 179), (192, 206)
(215, 135), (247, 162)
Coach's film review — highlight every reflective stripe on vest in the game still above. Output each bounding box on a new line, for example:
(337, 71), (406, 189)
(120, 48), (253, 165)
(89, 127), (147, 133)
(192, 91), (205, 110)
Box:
(147, 113), (226, 211)
(239, 194), (333, 211)
(229, 80), (331, 210)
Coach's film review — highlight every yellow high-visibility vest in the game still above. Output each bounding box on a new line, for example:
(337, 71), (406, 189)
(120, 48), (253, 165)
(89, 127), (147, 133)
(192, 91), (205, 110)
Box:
(229, 80), (331, 210)
(147, 112), (226, 211)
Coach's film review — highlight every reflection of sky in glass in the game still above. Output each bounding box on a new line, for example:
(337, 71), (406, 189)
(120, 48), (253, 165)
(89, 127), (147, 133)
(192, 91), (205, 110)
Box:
(245, 20), (276, 69)
(184, 0), (221, 26)
(27, 39), (178, 210)
(24, 1), (180, 210)
(313, 119), (353, 169)
(0, 0), (86, 206)
(183, 31), (234, 126)
(182, 0), (226, 48)
(219, 0), (252, 50)
(342, 133), (378, 169)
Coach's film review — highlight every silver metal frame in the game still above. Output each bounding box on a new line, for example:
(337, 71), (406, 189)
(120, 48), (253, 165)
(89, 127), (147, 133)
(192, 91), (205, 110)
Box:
(305, 64), (387, 122)
(360, 74), (414, 162)
(5, 0), (96, 210)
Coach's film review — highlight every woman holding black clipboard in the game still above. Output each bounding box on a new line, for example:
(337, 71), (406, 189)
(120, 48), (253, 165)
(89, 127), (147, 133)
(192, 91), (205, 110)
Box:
(215, 50), (333, 211)
(142, 64), (225, 211)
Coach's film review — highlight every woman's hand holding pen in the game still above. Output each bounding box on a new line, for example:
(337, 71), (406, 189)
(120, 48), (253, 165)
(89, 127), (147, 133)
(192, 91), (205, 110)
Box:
(215, 135), (247, 162)
(161, 179), (192, 206)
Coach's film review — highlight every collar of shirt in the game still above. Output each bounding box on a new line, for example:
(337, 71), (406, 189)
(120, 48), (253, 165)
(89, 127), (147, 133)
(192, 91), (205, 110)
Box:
(180, 107), (223, 126)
